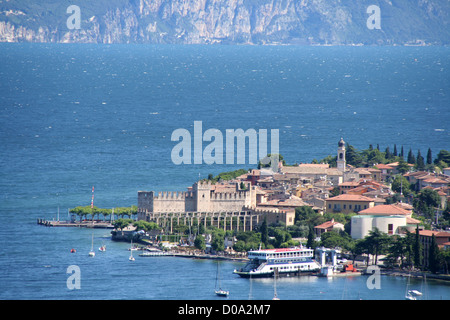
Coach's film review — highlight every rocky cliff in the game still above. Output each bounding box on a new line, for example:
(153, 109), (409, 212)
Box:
(0, 0), (449, 45)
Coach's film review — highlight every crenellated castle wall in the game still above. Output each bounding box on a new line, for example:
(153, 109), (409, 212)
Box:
(138, 180), (256, 215)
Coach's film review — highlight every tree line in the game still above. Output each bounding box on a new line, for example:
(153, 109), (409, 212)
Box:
(69, 205), (138, 221)
(316, 143), (450, 173)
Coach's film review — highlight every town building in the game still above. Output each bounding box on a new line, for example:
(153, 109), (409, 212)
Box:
(403, 171), (450, 191)
(350, 204), (421, 239)
(279, 164), (343, 186)
(374, 163), (395, 181)
(421, 177), (449, 189)
(417, 230), (450, 269)
(325, 194), (375, 214)
(314, 219), (345, 237)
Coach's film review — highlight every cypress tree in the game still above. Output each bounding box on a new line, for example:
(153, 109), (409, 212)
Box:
(407, 148), (416, 165)
(414, 225), (422, 270)
(261, 217), (269, 247)
(428, 235), (440, 273)
(393, 144), (398, 157)
(416, 150), (425, 170)
(400, 146), (404, 159)
(426, 148), (433, 165)
(385, 146), (392, 160)
(307, 225), (315, 249)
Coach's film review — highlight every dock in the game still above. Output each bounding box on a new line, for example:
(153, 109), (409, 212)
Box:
(136, 246), (248, 261)
(139, 251), (171, 257)
(37, 218), (114, 229)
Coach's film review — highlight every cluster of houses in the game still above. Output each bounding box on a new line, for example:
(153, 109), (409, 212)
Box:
(138, 138), (450, 264)
(229, 138), (450, 263)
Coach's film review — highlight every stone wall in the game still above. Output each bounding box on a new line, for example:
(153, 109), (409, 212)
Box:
(138, 180), (257, 216)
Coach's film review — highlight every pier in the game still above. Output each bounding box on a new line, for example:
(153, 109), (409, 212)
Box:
(138, 250), (248, 262)
(37, 218), (114, 229)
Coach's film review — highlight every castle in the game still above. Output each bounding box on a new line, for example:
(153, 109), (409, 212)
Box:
(138, 180), (294, 231)
(138, 180), (256, 214)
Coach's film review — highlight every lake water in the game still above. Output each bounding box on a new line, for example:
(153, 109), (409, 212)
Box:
(0, 44), (449, 300)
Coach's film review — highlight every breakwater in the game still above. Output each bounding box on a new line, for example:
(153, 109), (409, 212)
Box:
(37, 218), (114, 228)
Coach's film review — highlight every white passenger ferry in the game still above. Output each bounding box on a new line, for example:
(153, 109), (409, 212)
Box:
(233, 246), (321, 278)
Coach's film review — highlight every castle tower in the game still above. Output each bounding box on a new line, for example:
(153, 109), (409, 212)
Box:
(337, 137), (346, 172)
(194, 181), (211, 212)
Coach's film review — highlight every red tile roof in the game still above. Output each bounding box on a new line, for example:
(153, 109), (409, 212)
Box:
(406, 217), (421, 224)
(314, 220), (343, 230)
(359, 204), (411, 216)
(393, 202), (414, 210)
(375, 164), (394, 170)
(339, 181), (360, 187)
(418, 230), (450, 238)
(327, 194), (375, 202)
(423, 177), (448, 184)
(258, 197), (311, 208)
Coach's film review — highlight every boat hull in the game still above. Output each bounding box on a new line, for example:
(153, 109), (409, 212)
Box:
(234, 269), (318, 278)
(215, 290), (229, 297)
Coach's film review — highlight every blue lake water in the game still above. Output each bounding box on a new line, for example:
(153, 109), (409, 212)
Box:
(0, 44), (449, 300)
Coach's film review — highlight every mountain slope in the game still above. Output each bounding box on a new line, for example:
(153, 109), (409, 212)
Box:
(0, 0), (449, 44)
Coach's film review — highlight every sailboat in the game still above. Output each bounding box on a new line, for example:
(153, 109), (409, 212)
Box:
(272, 268), (280, 300)
(405, 273), (420, 300)
(129, 239), (135, 261)
(214, 262), (229, 297)
(89, 233), (95, 257)
(407, 274), (425, 299)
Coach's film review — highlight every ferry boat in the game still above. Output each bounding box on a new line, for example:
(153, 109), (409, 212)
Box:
(233, 246), (321, 278)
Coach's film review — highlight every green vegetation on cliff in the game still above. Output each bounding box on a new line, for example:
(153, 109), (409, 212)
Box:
(1, 0), (449, 44)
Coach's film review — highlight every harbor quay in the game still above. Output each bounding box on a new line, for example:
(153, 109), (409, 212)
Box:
(37, 218), (114, 229)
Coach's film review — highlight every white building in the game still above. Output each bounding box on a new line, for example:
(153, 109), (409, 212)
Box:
(350, 204), (420, 239)
(351, 215), (407, 239)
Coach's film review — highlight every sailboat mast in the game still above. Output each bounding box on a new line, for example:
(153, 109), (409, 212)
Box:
(215, 263), (219, 289)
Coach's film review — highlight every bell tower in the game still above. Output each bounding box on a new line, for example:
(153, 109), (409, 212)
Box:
(337, 137), (346, 172)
